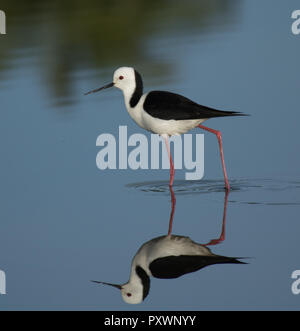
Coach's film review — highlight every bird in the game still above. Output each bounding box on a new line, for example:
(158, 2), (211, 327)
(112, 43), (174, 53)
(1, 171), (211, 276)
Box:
(85, 67), (246, 190)
(91, 234), (246, 304)
(92, 187), (244, 304)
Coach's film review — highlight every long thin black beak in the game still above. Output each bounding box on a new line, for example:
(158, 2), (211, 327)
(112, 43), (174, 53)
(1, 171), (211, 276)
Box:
(91, 280), (122, 290)
(84, 82), (114, 96)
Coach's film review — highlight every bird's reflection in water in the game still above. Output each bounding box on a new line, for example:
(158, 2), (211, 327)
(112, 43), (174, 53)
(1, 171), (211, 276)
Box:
(92, 188), (246, 304)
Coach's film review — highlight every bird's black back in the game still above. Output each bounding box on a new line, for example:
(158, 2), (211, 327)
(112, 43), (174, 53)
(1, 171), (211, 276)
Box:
(143, 91), (244, 121)
(149, 255), (246, 279)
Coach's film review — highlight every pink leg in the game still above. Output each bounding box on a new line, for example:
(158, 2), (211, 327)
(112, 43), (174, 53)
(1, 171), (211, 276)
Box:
(204, 190), (229, 246)
(198, 124), (230, 191)
(163, 135), (175, 187)
(167, 185), (176, 236)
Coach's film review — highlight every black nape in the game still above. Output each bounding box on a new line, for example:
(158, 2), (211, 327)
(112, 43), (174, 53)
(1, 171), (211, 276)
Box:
(135, 266), (150, 300)
(129, 70), (143, 108)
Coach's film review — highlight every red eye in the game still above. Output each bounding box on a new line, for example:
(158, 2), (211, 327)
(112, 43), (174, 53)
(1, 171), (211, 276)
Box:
(127, 293), (132, 297)
(119, 76), (124, 80)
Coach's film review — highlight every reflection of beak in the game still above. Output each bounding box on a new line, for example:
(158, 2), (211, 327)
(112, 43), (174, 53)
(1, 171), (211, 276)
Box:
(91, 280), (122, 290)
(84, 82), (114, 95)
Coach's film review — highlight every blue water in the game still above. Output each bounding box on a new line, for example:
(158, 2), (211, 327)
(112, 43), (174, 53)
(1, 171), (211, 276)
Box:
(0, 0), (300, 310)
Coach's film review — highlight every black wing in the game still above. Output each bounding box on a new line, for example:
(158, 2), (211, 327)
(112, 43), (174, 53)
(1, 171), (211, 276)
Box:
(149, 255), (246, 279)
(143, 91), (244, 121)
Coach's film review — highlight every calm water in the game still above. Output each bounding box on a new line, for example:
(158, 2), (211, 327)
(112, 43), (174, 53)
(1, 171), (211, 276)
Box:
(0, 0), (300, 310)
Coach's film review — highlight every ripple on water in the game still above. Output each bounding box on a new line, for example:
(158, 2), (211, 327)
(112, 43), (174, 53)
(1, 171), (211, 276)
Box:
(126, 178), (300, 206)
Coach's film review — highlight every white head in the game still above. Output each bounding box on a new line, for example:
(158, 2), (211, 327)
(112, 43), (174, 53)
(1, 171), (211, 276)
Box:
(113, 67), (136, 92)
(85, 66), (143, 96)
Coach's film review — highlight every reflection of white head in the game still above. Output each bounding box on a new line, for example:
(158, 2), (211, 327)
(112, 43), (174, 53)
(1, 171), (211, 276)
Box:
(92, 266), (150, 305)
(120, 282), (144, 304)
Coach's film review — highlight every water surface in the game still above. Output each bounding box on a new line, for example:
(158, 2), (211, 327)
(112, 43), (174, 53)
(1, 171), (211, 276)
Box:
(0, 0), (300, 310)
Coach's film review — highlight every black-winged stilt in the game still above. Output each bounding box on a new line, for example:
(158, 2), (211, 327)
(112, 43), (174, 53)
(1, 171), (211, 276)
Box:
(92, 235), (244, 304)
(85, 67), (246, 190)
(91, 188), (245, 304)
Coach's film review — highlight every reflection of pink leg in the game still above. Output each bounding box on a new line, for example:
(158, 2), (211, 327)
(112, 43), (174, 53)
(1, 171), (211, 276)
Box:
(198, 124), (230, 191)
(167, 185), (176, 236)
(204, 190), (229, 246)
(163, 135), (175, 187)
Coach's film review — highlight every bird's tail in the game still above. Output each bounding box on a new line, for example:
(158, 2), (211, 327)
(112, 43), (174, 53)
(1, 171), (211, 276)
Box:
(213, 256), (249, 265)
(201, 104), (249, 118)
(213, 110), (249, 117)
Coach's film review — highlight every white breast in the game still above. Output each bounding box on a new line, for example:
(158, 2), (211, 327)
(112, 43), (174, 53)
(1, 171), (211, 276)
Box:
(132, 235), (213, 276)
(125, 94), (148, 130)
(125, 93), (206, 136)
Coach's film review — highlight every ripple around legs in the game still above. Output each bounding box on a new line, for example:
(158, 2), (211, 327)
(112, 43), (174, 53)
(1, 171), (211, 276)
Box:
(126, 178), (300, 206)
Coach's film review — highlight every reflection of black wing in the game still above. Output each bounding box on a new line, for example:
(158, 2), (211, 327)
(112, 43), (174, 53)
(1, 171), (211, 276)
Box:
(144, 91), (245, 121)
(149, 255), (245, 279)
